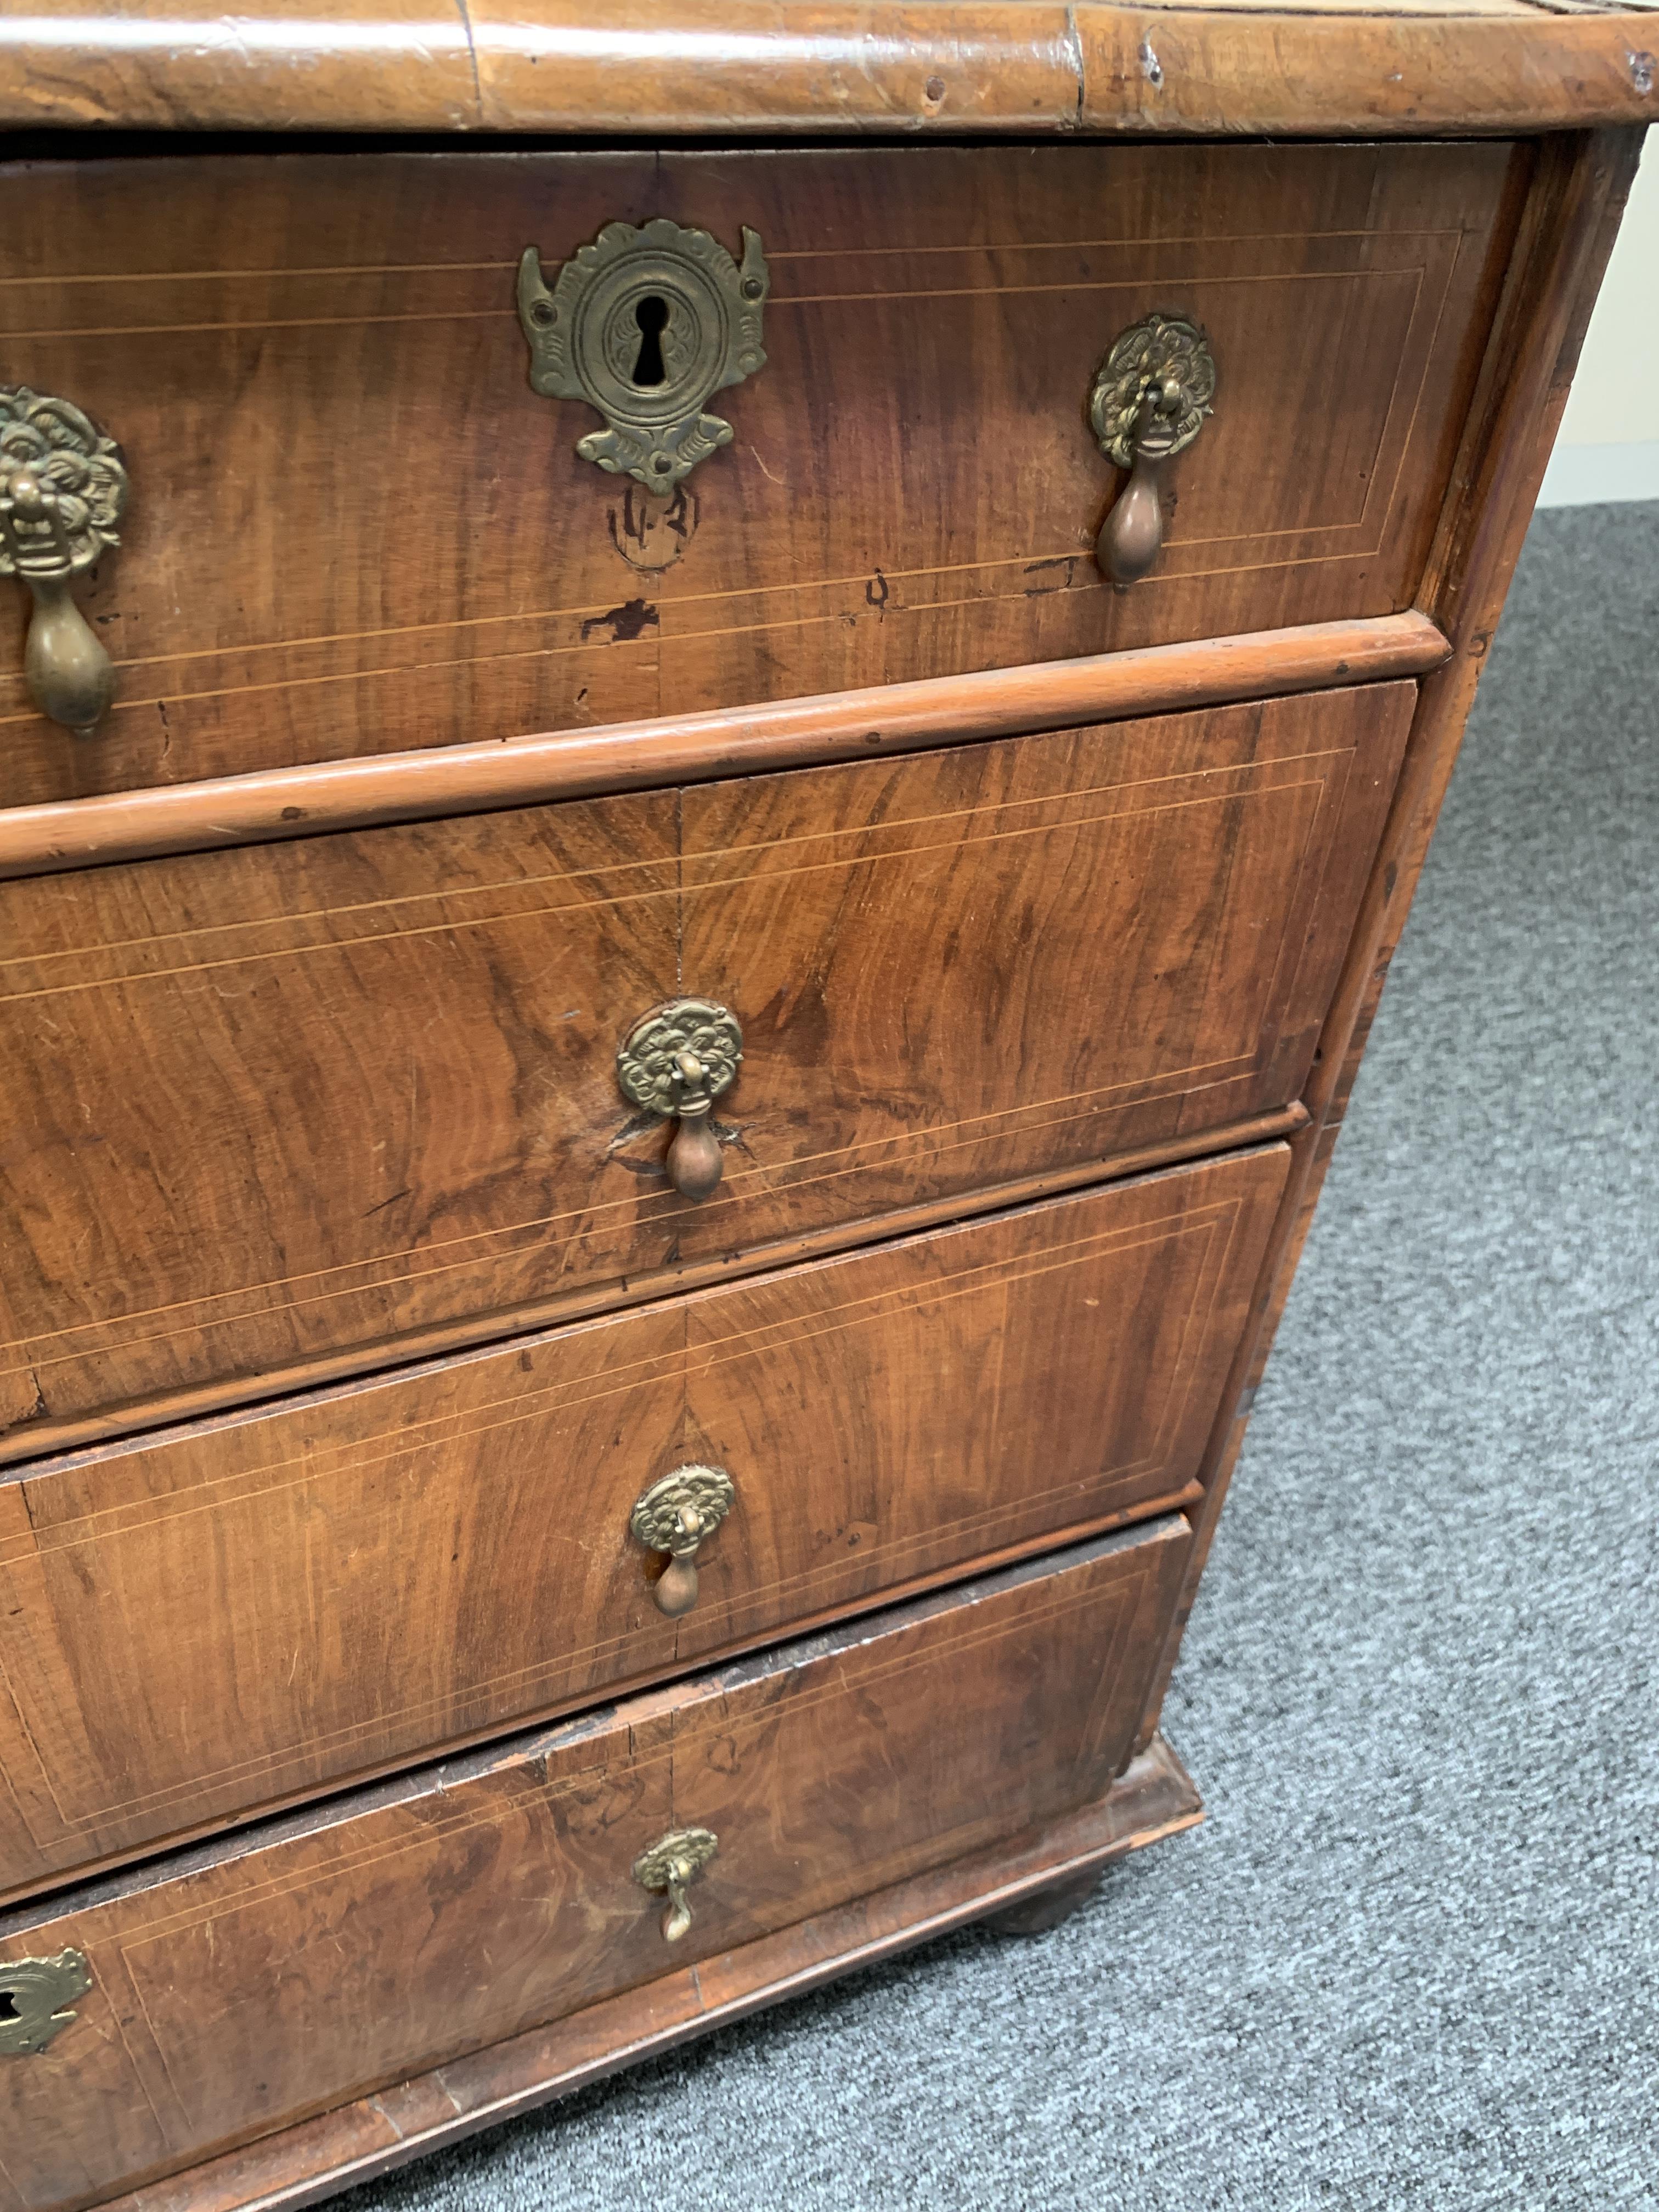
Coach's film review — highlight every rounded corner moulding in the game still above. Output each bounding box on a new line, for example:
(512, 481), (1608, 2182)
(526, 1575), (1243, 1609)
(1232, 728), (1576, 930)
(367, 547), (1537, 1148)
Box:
(0, 612), (1449, 883)
(0, 9), (1652, 136)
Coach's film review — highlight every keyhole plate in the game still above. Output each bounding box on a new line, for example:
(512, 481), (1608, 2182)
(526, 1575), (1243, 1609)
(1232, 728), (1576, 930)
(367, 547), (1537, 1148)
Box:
(0, 1950), (92, 2057)
(517, 217), (769, 489)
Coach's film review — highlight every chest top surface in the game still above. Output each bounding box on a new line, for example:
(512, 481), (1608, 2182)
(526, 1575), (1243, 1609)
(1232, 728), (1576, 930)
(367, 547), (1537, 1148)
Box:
(0, 1), (1653, 139)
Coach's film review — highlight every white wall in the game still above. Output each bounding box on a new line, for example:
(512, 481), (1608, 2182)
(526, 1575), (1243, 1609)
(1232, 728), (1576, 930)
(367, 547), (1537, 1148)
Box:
(1538, 136), (1659, 506)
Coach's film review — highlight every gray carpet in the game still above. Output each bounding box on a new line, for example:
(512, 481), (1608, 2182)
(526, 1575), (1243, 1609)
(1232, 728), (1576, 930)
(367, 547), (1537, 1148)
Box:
(351, 502), (1659, 2212)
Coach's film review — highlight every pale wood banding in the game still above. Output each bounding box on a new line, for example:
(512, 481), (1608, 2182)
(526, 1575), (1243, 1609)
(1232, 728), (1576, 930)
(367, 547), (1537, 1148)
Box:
(0, 613), (1448, 881)
(89, 1737), (1199, 2212)
(0, 1150), (1280, 1898)
(0, 1104), (1308, 1475)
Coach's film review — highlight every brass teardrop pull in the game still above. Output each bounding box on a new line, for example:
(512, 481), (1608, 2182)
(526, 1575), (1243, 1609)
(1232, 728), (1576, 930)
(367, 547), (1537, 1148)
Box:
(664, 1048), (724, 1202)
(630, 1463), (736, 1617)
(616, 998), (744, 1202)
(0, 387), (129, 736)
(632, 1827), (718, 1943)
(1089, 315), (1215, 590)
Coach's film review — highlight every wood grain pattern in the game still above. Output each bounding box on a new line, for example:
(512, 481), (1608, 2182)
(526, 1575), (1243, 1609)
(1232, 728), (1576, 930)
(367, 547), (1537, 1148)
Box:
(0, 1103), (1307, 1477)
(0, 685), (1409, 1455)
(89, 1734), (1199, 2212)
(0, 612), (1451, 882)
(1127, 129), (1650, 1758)
(0, 4), (1651, 138)
(0, 142), (1513, 803)
(0, 1148), (1281, 1898)
(0, 1523), (1190, 2212)
(1071, 8), (1659, 136)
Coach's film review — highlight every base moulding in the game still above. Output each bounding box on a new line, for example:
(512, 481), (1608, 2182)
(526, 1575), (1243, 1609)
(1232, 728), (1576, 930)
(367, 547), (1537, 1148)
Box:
(100, 1736), (1202, 2212)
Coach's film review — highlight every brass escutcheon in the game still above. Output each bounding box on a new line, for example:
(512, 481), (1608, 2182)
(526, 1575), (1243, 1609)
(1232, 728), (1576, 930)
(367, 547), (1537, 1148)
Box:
(616, 997), (743, 1203)
(1089, 315), (1216, 589)
(517, 217), (769, 490)
(0, 386), (129, 736)
(631, 1463), (736, 1618)
(632, 1827), (719, 1943)
(0, 1950), (92, 2057)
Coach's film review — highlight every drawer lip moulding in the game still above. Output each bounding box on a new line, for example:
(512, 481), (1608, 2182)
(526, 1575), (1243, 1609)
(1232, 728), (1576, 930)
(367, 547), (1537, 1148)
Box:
(0, 1147), (1284, 1900)
(0, 141), (1509, 808)
(0, 18), (1644, 2211)
(0, 682), (1410, 1459)
(0, 1523), (1194, 2212)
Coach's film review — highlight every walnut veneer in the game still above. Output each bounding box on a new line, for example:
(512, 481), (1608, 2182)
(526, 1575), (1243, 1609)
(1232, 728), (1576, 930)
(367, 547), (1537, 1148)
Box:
(0, 686), (1404, 1454)
(0, 142), (1509, 803)
(0, 10), (1645, 2208)
(1, 1527), (1190, 2212)
(0, 1152), (1282, 1897)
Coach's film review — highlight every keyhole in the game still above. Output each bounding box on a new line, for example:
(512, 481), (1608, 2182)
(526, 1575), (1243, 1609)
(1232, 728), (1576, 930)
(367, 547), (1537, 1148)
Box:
(631, 295), (669, 387)
(0, 1990), (18, 2021)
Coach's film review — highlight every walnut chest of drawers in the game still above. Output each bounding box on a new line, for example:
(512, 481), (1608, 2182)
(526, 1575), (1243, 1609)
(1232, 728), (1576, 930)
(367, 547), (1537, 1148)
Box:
(0, 7), (1648, 2205)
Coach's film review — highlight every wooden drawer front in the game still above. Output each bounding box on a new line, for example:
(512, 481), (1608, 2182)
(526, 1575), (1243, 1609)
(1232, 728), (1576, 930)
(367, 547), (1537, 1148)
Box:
(0, 685), (1402, 1451)
(0, 1523), (1187, 2212)
(0, 1149), (1280, 1896)
(0, 140), (1515, 804)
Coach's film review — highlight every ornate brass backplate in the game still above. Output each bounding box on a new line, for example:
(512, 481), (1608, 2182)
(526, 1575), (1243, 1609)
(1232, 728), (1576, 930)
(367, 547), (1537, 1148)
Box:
(0, 1950), (92, 2056)
(0, 386), (129, 735)
(517, 218), (769, 490)
(631, 1463), (736, 1618)
(1088, 314), (1216, 470)
(617, 998), (743, 1119)
(616, 997), (744, 1201)
(633, 1826), (719, 1943)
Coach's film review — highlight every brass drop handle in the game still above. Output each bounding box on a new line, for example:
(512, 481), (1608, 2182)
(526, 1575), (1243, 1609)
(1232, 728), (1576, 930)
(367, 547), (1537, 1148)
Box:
(1097, 382), (1183, 588)
(630, 1463), (735, 1617)
(633, 1826), (718, 1943)
(1089, 315), (1215, 591)
(666, 1047), (723, 1202)
(0, 1950), (92, 2057)
(1, 387), (129, 736)
(616, 997), (744, 1203)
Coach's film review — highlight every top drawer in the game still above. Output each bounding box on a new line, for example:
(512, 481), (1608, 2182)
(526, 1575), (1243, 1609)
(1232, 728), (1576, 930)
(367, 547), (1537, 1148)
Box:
(0, 140), (1518, 804)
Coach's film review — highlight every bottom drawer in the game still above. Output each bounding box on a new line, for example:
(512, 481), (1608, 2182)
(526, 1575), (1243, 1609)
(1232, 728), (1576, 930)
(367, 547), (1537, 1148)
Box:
(1, 1522), (1188, 2212)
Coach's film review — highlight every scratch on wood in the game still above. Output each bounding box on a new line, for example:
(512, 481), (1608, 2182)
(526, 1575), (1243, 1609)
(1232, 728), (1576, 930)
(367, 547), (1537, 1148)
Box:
(1063, 4), (1085, 127)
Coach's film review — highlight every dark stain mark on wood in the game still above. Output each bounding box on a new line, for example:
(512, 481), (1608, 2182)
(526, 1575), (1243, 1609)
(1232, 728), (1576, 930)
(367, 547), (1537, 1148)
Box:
(580, 599), (661, 645)
(608, 483), (699, 573)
